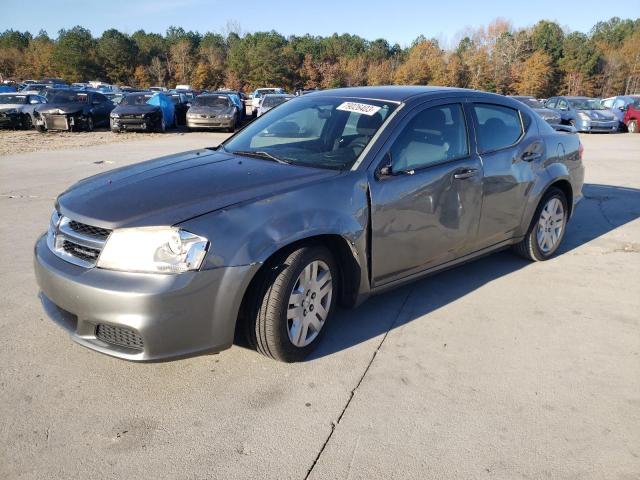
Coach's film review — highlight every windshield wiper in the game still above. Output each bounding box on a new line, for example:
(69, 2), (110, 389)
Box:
(231, 150), (291, 165)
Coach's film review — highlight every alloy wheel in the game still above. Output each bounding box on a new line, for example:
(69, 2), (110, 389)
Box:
(536, 197), (565, 254)
(287, 260), (333, 347)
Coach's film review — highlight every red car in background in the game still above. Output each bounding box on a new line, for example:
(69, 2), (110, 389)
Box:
(623, 96), (640, 133)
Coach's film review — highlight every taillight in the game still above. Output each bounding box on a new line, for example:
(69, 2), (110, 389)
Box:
(578, 142), (584, 160)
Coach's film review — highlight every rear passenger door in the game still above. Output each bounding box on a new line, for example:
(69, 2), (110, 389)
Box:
(469, 101), (541, 249)
(369, 100), (483, 285)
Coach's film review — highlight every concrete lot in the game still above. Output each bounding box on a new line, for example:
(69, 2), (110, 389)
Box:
(0, 132), (638, 479)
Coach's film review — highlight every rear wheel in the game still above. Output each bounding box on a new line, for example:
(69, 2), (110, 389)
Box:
(628, 120), (638, 134)
(246, 245), (337, 362)
(513, 188), (568, 261)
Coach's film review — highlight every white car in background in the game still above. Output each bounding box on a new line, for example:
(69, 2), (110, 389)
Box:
(250, 88), (285, 115)
(257, 93), (295, 117)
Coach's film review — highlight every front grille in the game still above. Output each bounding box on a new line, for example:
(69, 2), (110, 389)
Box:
(68, 220), (110, 240)
(61, 240), (100, 263)
(96, 324), (144, 351)
(48, 216), (112, 268)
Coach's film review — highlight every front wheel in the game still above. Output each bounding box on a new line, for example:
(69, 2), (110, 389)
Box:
(628, 120), (638, 134)
(513, 188), (568, 261)
(246, 245), (337, 362)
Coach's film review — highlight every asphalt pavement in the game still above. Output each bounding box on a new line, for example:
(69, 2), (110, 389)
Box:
(0, 132), (638, 479)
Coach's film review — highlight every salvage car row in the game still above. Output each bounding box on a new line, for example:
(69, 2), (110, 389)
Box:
(1, 81), (639, 134)
(0, 80), (299, 133)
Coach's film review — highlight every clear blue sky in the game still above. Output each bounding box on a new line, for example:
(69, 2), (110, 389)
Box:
(2, 0), (638, 46)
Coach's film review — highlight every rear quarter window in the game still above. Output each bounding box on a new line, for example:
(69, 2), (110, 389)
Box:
(473, 103), (523, 153)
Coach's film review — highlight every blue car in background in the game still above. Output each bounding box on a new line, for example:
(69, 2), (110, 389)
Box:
(544, 96), (618, 133)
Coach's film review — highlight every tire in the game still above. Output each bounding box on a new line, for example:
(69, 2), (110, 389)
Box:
(246, 245), (337, 362)
(628, 120), (638, 134)
(85, 115), (94, 132)
(22, 114), (33, 130)
(513, 187), (568, 262)
(35, 125), (45, 133)
(158, 117), (166, 133)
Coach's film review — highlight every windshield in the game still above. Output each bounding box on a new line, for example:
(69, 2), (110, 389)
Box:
(569, 98), (605, 110)
(194, 96), (230, 108)
(0, 95), (27, 104)
(262, 96), (290, 108)
(630, 97), (640, 108)
(121, 94), (154, 105)
(222, 96), (397, 170)
(515, 97), (545, 109)
(255, 89), (280, 98)
(48, 91), (89, 104)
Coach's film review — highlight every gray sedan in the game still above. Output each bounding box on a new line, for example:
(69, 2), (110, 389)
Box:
(34, 86), (584, 362)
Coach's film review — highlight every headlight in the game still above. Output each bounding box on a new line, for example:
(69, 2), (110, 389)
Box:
(110, 112), (119, 118)
(97, 227), (209, 274)
(577, 112), (591, 121)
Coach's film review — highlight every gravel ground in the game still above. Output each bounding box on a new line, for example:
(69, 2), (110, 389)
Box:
(0, 128), (197, 156)
(0, 133), (638, 479)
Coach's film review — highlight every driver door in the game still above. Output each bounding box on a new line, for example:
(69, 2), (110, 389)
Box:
(368, 100), (483, 286)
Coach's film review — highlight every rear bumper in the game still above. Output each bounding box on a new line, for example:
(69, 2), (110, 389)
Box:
(34, 235), (258, 361)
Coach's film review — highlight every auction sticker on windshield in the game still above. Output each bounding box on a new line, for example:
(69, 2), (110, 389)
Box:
(336, 102), (382, 116)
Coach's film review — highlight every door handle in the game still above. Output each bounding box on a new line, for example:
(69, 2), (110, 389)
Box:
(521, 151), (542, 162)
(453, 168), (478, 179)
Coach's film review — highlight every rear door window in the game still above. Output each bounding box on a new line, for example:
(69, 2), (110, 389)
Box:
(473, 103), (523, 153)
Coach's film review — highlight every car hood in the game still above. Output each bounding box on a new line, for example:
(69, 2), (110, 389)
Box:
(188, 106), (233, 115)
(56, 149), (340, 229)
(113, 104), (160, 115)
(36, 103), (86, 115)
(580, 109), (616, 120)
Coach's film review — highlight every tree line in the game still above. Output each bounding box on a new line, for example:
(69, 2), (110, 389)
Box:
(0, 17), (638, 97)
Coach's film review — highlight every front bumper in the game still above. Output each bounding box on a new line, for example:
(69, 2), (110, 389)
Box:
(575, 118), (618, 133)
(111, 115), (160, 132)
(187, 116), (234, 129)
(0, 112), (22, 128)
(34, 235), (258, 361)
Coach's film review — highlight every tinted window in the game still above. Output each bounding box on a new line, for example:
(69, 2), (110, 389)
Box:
(557, 99), (569, 110)
(390, 104), (468, 172)
(473, 103), (523, 153)
(546, 98), (557, 108)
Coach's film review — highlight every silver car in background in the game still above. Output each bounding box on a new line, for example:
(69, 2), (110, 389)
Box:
(510, 96), (561, 125)
(186, 94), (240, 132)
(257, 93), (295, 116)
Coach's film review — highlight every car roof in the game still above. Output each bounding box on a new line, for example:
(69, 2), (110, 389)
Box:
(310, 85), (475, 102)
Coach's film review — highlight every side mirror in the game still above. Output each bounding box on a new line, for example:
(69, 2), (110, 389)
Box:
(619, 105), (626, 111)
(376, 152), (393, 180)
